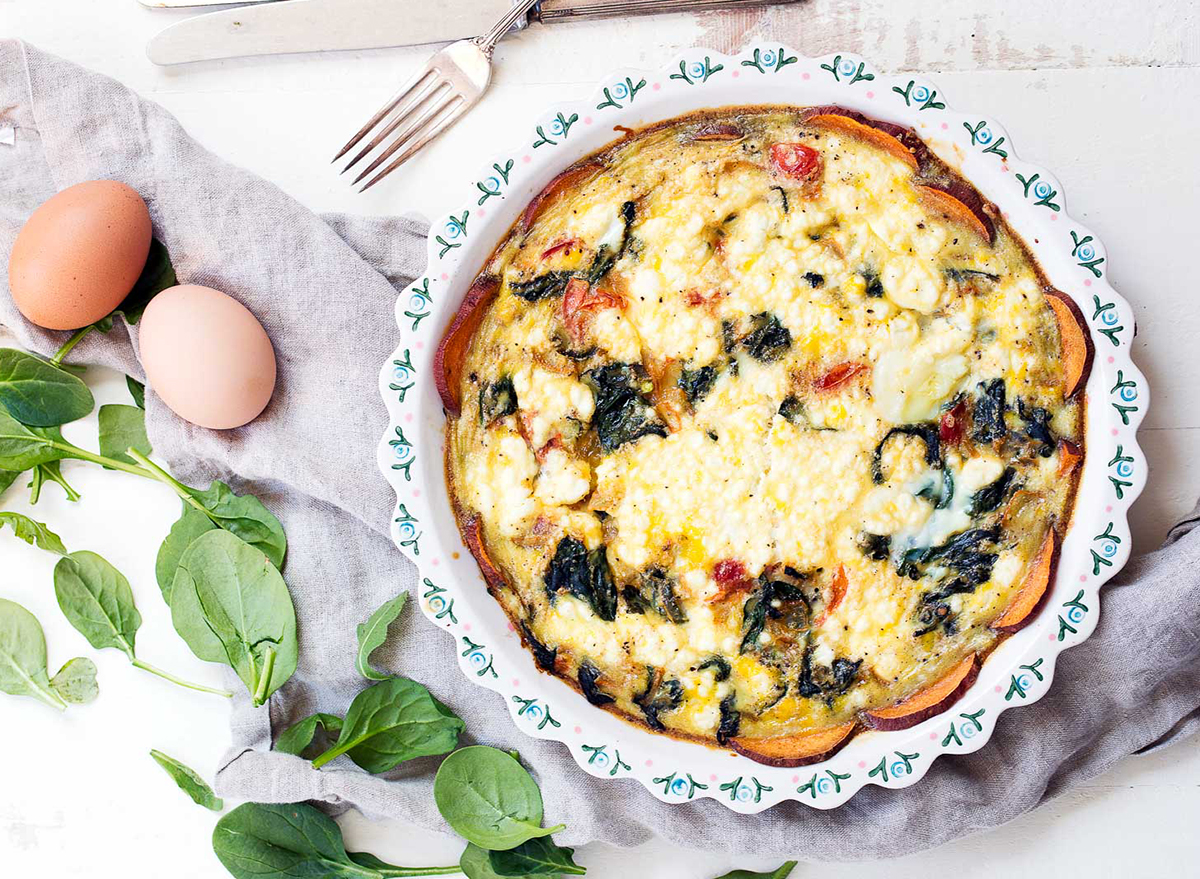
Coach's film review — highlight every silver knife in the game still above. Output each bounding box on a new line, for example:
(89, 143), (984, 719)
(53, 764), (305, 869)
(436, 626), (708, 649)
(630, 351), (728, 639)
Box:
(146, 0), (800, 65)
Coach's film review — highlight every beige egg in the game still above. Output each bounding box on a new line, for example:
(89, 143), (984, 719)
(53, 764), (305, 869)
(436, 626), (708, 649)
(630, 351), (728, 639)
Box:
(139, 285), (277, 430)
(8, 180), (152, 330)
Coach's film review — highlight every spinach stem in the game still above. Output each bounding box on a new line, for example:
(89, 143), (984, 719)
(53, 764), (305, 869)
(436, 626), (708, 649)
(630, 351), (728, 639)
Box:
(28, 466), (43, 504)
(50, 326), (94, 366)
(50, 441), (154, 480)
(371, 867), (461, 877)
(125, 448), (214, 520)
(131, 658), (233, 698)
(310, 740), (345, 769)
(40, 464), (80, 502)
(252, 645), (276, 707)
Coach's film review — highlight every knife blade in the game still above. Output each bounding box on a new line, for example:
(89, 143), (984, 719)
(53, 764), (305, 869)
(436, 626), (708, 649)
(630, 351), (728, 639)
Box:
(147, 0), (800, 66)
(147, 0), (515, 65)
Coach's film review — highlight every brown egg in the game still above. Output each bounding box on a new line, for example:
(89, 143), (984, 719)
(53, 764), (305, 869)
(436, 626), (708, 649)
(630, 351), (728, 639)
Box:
(139, 285), (277, 430)
(8, 180), (152, 330)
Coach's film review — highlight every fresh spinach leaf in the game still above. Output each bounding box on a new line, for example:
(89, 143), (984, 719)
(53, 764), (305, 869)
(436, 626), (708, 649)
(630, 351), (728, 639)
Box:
(0, 467), (20, 496)
(275, 712), (344, 758)
(170, 529), (297, 706)
(122, 238), (178, 324)
(461, 843), (543, 879)
(155, 504), (216, 603)
(434, 746), (563, 850)
(127, 375), (146, 409)
(310, 676), (464, 772)
(30, 460), (80, 503)
(49, 656), (98, 704)
(356, 592), (408, 681)
(489, 837), (585, 876)
(0, 348), (94, 427)
(97, 403), (152, 467)
(53, 551), (142, 658)
(0, 511), (67, 554)
(185, 480), (286, 569)
(0, 598), (67, 710)
(0, 408), (67, 471)
(150, 749), (224, 811)
(712, 862), (797, 879)
(212, 802), (458, 879)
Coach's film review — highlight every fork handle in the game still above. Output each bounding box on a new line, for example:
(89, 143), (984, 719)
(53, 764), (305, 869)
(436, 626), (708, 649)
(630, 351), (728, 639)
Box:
(480, 0), (543, 51)
(533, 0), (804, 20)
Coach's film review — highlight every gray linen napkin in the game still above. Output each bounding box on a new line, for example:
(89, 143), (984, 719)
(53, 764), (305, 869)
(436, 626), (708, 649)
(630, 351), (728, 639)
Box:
(2, 40), (1198, 861)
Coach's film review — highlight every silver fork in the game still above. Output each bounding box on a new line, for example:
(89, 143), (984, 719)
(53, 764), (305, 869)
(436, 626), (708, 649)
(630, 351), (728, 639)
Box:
(334, 0), (540, 192)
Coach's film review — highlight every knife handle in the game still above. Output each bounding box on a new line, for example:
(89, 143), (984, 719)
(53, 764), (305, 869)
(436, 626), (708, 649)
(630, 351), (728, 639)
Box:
(533, 0), (803, 22)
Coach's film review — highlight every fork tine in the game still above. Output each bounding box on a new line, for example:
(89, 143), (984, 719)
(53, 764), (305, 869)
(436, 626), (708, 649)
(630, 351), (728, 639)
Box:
(351, 91), (462, 185)
(359, 98), (467, 192)
(331, 66), (438, 163)
(342, 79), (449, 176)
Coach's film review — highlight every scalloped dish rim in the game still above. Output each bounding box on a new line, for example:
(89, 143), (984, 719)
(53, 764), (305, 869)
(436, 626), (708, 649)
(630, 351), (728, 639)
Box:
(375, 43), (1148, 813)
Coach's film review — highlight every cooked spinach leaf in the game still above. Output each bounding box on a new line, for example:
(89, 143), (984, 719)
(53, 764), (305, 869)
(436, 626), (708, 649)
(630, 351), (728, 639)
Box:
(803, 271), (824, 287)
(738, 574), (811, 653)
(480, 376), (518, 425)
(511, 272), (573, 302)
(697, 655), (731, 681)
(634, 670), (683, 732)
(898, 526), (1001, 586)
(577, 659), (615, 706)
(1017, 399), (1056, 457)
(946, 267), (1000, 284)
(778, 395), (805, 426)
(740, 312), (791, 362)
(915, 467), (955, 510)
(857, 532), (892, 562)
(860, 269), (885, 298)
(969, 466), (1017, 515)
(972, 378), (1007, 442)
(583, 363), (666, 452)
(797, 641), (861, 701)
(678, 364), (718, 405)
(518, 622), (557, 671)
(635, 568), (686, 624)
(585, 200), (637, 285)
(544, 538), (618, 621)
(872, 423), (942, 484)
(716, 693), (740, 744)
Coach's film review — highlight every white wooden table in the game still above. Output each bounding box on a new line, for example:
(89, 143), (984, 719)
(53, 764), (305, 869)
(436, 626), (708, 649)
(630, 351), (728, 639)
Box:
(3, 1), (1199, 875)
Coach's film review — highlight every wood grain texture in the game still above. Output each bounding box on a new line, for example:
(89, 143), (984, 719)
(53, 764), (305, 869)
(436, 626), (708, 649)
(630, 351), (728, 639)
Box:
(690, 0), (1200, 70)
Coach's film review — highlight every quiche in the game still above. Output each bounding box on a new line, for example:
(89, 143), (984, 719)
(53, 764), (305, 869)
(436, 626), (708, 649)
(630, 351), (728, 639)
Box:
(437, 106), (1090, 765)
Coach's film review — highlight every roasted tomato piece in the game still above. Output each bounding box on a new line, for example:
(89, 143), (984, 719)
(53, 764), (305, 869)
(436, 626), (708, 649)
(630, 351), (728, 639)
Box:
(541, 237), (581, 260)
(769, 142), (821, 182)
(713, 559), (748, 584)
(562, 277), (624, 343)
(939, 398), (969, 445)
(814, 565), (848, 626)
(814, 362), (868, 392)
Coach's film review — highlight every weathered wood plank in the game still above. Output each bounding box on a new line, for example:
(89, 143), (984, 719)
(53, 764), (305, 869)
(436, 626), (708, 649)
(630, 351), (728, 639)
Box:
(685, 0), (1200, 70)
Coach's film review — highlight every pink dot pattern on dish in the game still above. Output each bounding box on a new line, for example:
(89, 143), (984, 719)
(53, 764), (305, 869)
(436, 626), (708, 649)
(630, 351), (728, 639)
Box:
(652, 82), (661, 90)
(802, 72), (810, 80)
(584, 116), (593, 125)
